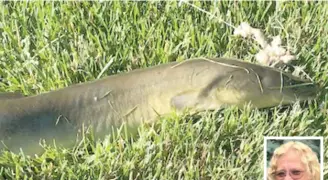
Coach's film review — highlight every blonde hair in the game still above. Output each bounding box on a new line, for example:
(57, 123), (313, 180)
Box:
(267, 141), (320, 180)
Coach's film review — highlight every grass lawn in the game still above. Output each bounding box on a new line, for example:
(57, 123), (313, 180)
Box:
(0, 1), (327, 179)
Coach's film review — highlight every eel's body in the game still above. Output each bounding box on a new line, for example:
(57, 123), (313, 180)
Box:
(0, 58), (318, 155)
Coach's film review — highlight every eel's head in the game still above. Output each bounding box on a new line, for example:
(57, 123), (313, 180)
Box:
(170, 58), (319, 110)
(215, 65), (319, 109)
(261, 70), (318, 106)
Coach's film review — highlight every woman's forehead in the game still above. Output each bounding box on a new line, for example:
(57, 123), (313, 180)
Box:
(276, 149), (306, 170)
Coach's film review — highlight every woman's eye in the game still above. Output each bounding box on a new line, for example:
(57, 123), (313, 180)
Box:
(276, 172), (286, 177)
(291, 170), (302, 175)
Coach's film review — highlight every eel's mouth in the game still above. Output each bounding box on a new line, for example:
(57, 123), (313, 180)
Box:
(290, 82), (319, 100)
(268, 80), (319, 101)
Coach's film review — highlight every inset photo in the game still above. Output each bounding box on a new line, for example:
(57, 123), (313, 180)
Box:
(264, 137), (323, 180)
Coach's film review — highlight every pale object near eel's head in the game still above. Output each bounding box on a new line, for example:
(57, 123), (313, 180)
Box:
(171, 58), (319, 111)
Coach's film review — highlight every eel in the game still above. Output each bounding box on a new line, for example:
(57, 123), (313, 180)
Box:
(0, 58), (318, 155)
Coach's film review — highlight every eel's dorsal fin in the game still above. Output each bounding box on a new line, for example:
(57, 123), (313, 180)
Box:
(0, 92), (25, 100)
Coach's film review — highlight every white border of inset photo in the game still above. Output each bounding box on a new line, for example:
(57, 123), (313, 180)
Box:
(264, 136), (323, 180)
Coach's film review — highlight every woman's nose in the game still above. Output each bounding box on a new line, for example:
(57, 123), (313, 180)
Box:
(284, 174), (294, 180)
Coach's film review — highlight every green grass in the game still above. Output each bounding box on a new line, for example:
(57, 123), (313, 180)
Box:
(0, 1), (328, 179)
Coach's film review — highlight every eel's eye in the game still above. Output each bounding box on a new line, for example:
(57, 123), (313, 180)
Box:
(283, 76), (303, 87)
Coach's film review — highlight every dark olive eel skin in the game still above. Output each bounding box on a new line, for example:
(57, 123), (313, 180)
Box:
(0, 58), (318, 155)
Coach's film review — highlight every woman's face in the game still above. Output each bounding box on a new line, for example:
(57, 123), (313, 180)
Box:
(274, 149), (311, 180)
